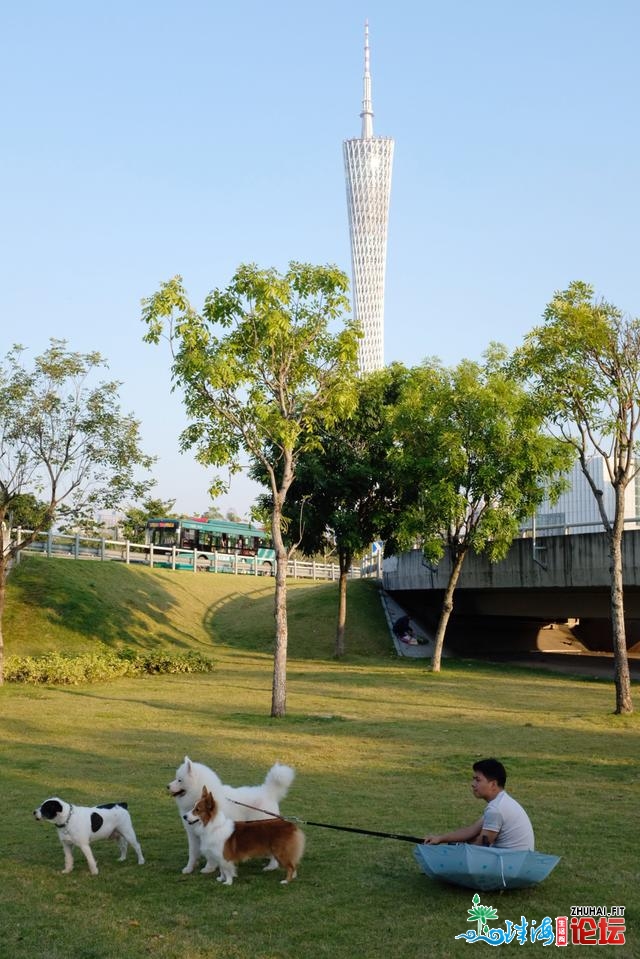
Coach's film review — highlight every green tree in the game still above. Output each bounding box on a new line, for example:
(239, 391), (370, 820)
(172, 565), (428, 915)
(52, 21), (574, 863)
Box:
(0, 341), (154, 683)
(262, 364), (409, 657)
(121, 497), (178, 543)
(513, 281), (640, 714)
(142, 261), (360, 716)
(4, 492), (53, 532)
(393, 350), (571, 671)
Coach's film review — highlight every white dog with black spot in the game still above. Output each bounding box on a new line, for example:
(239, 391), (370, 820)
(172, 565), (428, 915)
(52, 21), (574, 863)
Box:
(33, 797), (145, 875)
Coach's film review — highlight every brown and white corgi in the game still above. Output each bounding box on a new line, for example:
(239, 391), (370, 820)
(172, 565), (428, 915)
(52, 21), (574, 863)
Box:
(184, 787), (305, 885)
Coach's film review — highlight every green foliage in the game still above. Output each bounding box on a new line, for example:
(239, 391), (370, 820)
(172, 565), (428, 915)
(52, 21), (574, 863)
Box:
(393, 352), (572, 564)
(513, 281), (640, 714)
(0, 340), (155, 528)
(390, 351), (572, 671)
(287, 365), (410, 549)
(252, 365), (411, 656)
(4, 648), (214, 684)
(141, 263), (361, 487)
(254, 364), (408, 557)
(514, 280), (640, 521)
(121, 497), (178, 542)
(3, 492), (52, 531)
(142, 261), (361, 716)
(0, 339), (157, 683)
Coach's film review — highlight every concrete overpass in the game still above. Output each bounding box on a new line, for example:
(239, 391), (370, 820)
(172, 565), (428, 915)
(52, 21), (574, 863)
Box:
(382, 530), (640, 654)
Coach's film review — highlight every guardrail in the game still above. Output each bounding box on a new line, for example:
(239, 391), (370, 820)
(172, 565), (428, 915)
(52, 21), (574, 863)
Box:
(9, 529), (381, 582)
(520, 516), (640, 537)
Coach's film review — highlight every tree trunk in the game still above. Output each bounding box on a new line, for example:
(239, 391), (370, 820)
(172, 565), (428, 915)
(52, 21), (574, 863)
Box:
(270, 500), (288, 718)
(431, 547), (468, 672)
(335, 548), (352, 658)
(0, 518), (6, 684)
(269, 450), (296, 719)
(0, 558), (5, 686)
(608, 512), (633, 714)
(271, 544), (288, 718)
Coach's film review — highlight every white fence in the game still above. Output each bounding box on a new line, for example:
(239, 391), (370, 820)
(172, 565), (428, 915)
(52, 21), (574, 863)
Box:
(10, 529), (382, 582)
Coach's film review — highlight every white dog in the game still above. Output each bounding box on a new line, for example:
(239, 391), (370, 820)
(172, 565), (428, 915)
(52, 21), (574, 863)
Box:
(33, 797), (145, 875)
(168, 756), (295, 874)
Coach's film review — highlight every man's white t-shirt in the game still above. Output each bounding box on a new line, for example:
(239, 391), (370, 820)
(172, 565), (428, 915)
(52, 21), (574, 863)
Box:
(483, 790), (535, 850)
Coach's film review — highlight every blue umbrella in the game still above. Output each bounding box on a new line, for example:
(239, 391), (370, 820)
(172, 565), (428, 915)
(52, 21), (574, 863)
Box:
(414, 843), (560, 891)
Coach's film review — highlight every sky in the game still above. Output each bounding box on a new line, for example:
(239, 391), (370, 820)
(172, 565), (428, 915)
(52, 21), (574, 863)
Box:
(2, 1), (639, 517)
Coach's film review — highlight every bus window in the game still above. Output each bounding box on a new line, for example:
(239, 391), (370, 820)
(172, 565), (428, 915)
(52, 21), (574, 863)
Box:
(151, 528), (177, 548)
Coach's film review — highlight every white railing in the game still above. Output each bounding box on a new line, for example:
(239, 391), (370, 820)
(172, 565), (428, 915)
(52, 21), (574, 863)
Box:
(9, 529), (381, 581)
(520, 516), (640, 538)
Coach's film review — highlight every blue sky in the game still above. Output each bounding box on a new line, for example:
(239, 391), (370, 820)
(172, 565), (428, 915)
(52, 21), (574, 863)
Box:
(2, 1), (639, 516)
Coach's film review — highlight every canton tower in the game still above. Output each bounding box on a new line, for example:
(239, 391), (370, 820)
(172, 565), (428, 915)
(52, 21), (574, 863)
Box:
(343, 22), (394, 374)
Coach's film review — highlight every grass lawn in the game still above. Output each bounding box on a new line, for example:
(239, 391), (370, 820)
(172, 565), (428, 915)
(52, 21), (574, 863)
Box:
(1, 557), (638, 958)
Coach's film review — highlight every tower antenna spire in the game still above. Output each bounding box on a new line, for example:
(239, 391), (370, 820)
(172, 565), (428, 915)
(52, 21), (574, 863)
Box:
(360, 20), (374, 139)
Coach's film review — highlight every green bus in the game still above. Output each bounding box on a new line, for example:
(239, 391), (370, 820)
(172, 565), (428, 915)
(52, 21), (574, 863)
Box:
(145, 517), (275, 573)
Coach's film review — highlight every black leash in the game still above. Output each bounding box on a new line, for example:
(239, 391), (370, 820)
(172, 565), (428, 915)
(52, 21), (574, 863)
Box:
(230, 799), (423, 844)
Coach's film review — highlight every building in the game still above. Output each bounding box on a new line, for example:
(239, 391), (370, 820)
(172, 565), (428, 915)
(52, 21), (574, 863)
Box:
(343, 22), (394, 374)
(533, 456), (639, 535)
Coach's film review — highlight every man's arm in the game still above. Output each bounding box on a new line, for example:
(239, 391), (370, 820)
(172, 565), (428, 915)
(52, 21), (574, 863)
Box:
(473, 827), (499, 847)
(423, 817), (484, 845)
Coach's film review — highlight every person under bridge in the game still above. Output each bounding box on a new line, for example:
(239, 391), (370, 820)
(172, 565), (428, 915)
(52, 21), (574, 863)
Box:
(392, 614), (419, 646)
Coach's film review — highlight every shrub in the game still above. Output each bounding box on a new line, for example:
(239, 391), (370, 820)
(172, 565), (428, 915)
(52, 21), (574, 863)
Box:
(4, 649), (215, 685)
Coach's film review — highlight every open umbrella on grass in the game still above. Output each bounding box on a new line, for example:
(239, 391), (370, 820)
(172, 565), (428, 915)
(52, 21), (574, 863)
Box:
(414, 843), (560, 891)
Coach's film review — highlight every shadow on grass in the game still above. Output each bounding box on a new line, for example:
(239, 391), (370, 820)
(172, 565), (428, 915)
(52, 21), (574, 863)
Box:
(7, 557), (193, 652)
(8, 559), (389, 661)
(205, 578), (392, 660)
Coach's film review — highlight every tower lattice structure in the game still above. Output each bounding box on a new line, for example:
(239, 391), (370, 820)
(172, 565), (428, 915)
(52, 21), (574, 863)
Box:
(343, 22), (394, 374)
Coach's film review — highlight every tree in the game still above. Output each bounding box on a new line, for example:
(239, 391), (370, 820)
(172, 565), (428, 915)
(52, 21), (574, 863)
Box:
(141, 262), (360, 716)
(3, 492), (53, 532)
(262, 364), (409, 657)
(0, 340), (155, 683)
(393, 350), (571, 671)
(513, 281), (640, 714)
(121, 496), (178, 543)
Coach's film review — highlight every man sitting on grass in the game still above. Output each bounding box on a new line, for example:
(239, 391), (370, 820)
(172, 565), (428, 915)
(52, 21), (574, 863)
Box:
(423, 758), (534, 851)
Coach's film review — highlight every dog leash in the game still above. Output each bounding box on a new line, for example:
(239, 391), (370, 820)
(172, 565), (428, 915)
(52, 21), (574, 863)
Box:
(229, 799), (423, 844)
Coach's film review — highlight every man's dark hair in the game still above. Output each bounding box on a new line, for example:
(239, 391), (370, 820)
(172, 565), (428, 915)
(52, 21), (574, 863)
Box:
(473, 758), (507, 788)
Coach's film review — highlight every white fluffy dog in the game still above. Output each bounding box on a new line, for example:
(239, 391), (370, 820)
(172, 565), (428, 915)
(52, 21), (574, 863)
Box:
(168, 756), (295, 874)
(33, 798), (145, 875)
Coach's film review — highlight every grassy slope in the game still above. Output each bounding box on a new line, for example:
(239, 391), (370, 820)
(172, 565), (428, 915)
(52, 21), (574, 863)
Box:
(4, 555), (390, 661)
(1, 557), (639, 958)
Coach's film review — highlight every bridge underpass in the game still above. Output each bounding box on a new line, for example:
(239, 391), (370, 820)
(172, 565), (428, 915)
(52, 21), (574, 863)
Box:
(382, 530), (640, 657)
